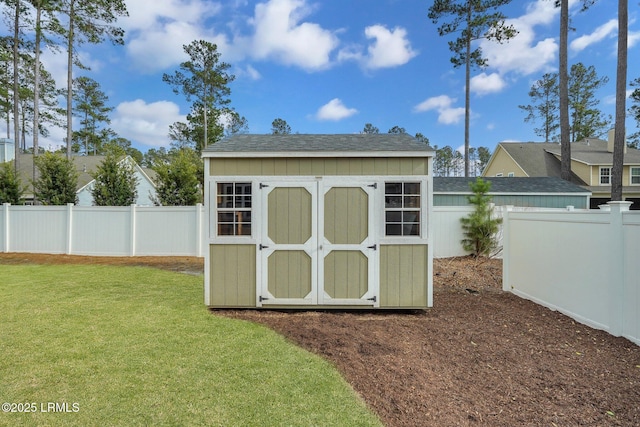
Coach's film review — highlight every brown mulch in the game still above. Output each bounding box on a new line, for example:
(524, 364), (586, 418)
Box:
(2, 253), (638, 426)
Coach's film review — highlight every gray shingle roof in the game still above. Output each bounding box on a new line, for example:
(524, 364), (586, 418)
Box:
(434, 177), (590, 194)
(544, 138), (640, 164)
(202, 134), (434, 154)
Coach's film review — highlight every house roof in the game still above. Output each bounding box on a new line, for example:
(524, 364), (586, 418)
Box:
(14, 154), (156, 196)
(202, 134), (434, 157)
(544, 138), (640, 165)
(434, 176), (590, 194)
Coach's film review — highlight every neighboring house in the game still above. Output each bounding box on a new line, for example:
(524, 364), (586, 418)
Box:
(434, 176), (591, 209)
(483, 129), (640, 209)
(14, 154), (157, 206)
(0, 138), (13, 163)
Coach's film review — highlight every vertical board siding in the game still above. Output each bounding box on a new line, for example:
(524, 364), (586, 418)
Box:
(210, 244), (255, 306)
(324, 251), (368, 299)
(268, 188), (312, 244)
(268, 251), (312, 299)
(380, 245), (428, 307)
(210, 157), (428, 176)
(324, 188), (367, 244)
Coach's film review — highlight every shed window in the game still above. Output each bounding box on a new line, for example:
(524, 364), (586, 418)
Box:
(217, 182), (252, 236)
(600, 167), (611, 185)
(631, 167), (640, 185)
(385, 182), (420, 236)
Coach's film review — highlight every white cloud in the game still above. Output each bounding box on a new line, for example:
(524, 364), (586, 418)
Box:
(250, 0), (339, 71)
(414, 95), (465, 125)
(470, 72), (506, 95)
(571, 19), (617, 52)
(236, 64), (262, 80)
(338, 24), (417, 70)
(112, 99), (186, 148)
(363, 25), (417, 69)
(122, 0), (229, 73)
(628, 30), (640, 49)
(480, 0), (559, 76)
(315, 98), (358, 121)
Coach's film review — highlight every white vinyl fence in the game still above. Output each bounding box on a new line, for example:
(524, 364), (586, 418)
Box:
(502, 202), (639, 346)
(1, 203), (578, 259)
(1, 203), (205, 257)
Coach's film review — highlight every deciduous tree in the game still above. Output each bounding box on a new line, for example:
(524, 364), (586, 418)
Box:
(428, 0), (516, 177)
(91, 152), (137, 206)
(33, 151), (78, 204)
(629, 77), (640, 149)
(151, 149), (201, 206)
(0, 160), (24, 204)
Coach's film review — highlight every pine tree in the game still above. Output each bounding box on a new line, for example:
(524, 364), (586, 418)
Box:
(460, 177), (501, 257)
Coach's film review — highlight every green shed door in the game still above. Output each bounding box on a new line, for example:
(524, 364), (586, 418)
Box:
(258, 179), (378, 307)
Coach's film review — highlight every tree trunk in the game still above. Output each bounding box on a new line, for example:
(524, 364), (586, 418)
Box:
(559, 0), (571, 181)
(33, 2), (42, 199)
(13, 0), (20, 174)
(464, 5), (471, 178)
(66, 0), (75, 159)
(611, 0), (627, 202)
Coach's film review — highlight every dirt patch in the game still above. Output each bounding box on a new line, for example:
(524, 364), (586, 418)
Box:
(3, 253), (638, 426)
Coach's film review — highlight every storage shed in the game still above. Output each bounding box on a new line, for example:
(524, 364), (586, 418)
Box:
(202, 134), (434, 309)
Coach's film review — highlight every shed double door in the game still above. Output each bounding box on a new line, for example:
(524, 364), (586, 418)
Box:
(258, 179), (379, 307)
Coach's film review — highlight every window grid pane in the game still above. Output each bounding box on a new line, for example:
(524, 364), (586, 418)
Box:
(384, 182), (421, 237)
(600, 168), (611, 185)
(632, 168), (640, 185)
(217, 182), (252, 236)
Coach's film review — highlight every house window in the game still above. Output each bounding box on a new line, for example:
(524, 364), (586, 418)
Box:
(600, 167), (611, 185)
(631, 167), (640, 185)
(385, 182), (420, 236)
(507, 172), (515, 177)
(217, 182), (252, 236)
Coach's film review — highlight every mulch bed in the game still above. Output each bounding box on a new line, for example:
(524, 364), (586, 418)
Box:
(3, 253), (638, 426)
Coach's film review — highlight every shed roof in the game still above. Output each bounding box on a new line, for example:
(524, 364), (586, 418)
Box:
(202, 134), (434, 157)
(434, 176), (590, 194)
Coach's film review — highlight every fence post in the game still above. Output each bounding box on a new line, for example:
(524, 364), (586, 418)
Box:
(130, 204), (137, 257)
(501, 206), (511, 292)
(196, 203), (203, 257)
(607, 201), (632, 336)
(66, 203), (73, 255)
(2, 203), (9, 253)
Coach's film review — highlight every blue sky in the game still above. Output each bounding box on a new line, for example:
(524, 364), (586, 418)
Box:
(5, 0), (640, 154)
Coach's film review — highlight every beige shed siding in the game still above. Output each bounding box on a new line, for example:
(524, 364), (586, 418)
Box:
(209, 157), (427, 176)
(324, 187), (368, 244)
(324, 251), (368, 299)
(268, 187), (312, 244)
(268, 250), (312, 299)
(210, 244), (256, 307)
(380, 244), (428, 307)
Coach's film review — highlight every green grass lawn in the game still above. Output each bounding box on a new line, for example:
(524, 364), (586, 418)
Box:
(0, 264), (381, 427)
